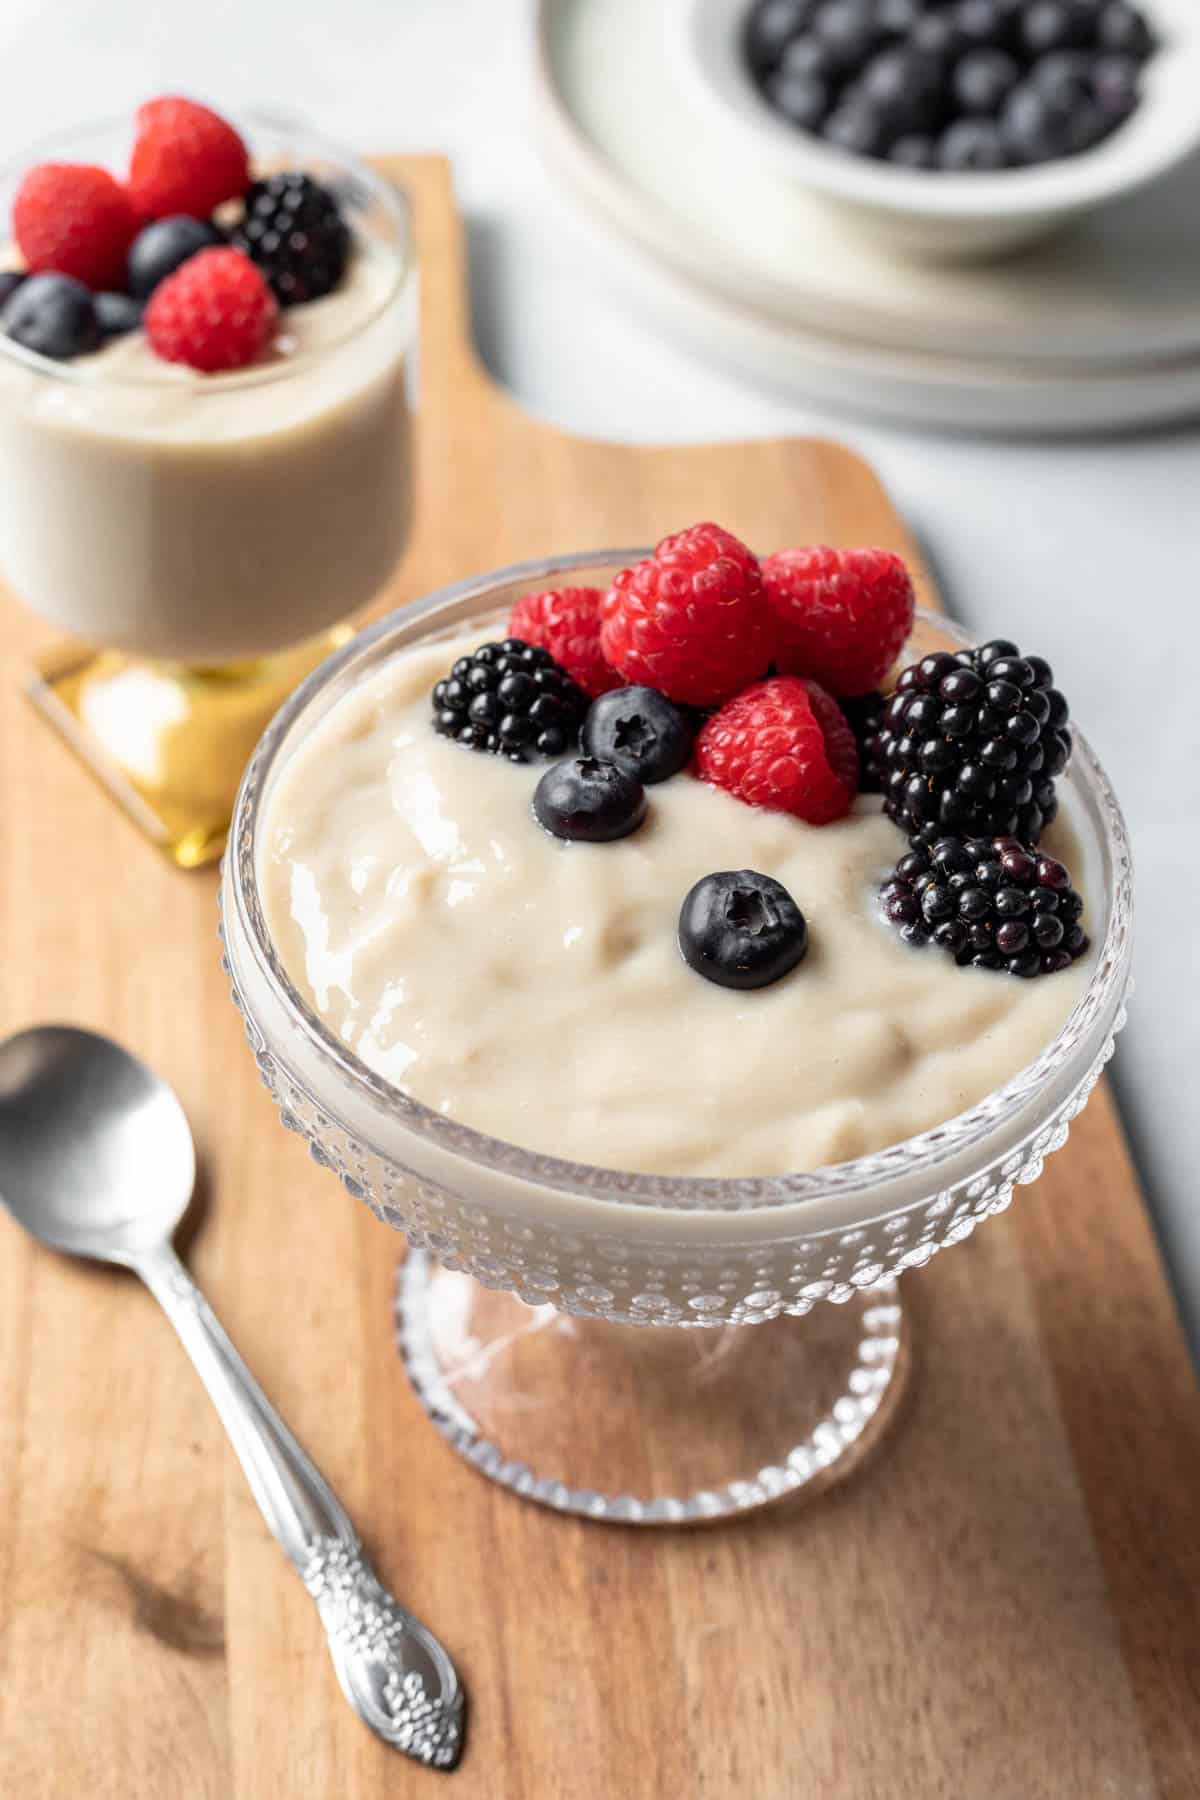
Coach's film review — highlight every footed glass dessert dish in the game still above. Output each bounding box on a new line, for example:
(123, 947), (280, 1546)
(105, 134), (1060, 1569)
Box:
(0, 112), (415, 867)
(220, 552), (1133, 1525)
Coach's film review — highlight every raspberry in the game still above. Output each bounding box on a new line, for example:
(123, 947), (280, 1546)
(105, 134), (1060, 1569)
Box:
(600, 522), (770, 707)
(145, 248), (277, 373)
(13, 164), (139, 290)
(508, 587), (622, 699)
(128, 97), (249, 220)
(763, 546), (915, 696)
(695, 675), (858, 824)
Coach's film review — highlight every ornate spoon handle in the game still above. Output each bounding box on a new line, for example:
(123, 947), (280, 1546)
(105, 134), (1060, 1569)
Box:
(136, 1242), (464, 1769)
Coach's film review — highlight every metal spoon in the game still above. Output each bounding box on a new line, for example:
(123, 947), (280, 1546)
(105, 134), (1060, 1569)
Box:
(0, 1024), (464, 1771)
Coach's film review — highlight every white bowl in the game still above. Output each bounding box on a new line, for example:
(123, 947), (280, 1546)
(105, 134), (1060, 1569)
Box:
(678, 0), (1200, 258)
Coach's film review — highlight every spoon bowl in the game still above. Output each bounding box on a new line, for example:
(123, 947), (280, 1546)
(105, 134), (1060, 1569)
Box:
(0, 1024), (193, 1262)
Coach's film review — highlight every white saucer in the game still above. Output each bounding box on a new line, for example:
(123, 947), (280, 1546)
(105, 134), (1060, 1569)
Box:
(532, 0), (1200, 433)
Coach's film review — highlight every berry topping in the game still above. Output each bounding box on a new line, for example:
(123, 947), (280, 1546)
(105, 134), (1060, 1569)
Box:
(127, 215), (224, 300)
(880, 832), (1089, 976)
(13, 164), (139, 290)
(763, 545), (915, 696)
(695, 675), (858, 824)
(144, 247), (277, 373)
(508, 586), (622, 698)
(532, 756), (647, 843)
(600, 523), (770, 707)
(0, 271), (24, 310)
(232, 172), (350, 305)
(678, 870), (809, 991)
(2, 274), (99, 361)
(432, 638), (588, 763)
(581, 686), (696, 785)
(876, 639), (1070, 846)
(128, 97), (249, 220)
(94, 291), (142, 338)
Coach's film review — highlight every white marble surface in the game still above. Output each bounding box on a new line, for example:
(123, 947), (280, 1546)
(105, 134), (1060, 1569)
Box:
(2, 0), (1196, 1350)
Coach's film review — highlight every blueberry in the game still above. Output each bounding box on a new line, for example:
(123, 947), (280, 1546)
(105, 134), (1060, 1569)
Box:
(860, 46), (941, 113)
(0, 270), (25, 310)
(1097, 1), (1154, 58)
(779, 33), (840, 79)
(95, 292), (143, 337)
(953, 49), (1021, 114)
(1001, 83), (1069, 162)
(532, 756), (646, 843)
(1091, 51), (1140, 116)
(2, 274), (99, 360)
(1031, 49), (1094, 104)
(812, 0), (881, 73)
(889, 133), (938, 166)
(767, 68), (832, 128)
(876, 0), (926, 36)
(127, 215), (223, 300)
(955, 0), (1021, 51)
(745, 0), (818, 71)
(911, 13), (967, 64)
(582, 686), (695, 785)
(678, 870), (808, 991)
(938, 119), (1008, 169)
(1021, 1), (1091, 56)
(822, 101), (888, 155)
(1067, 99), (1109, 151)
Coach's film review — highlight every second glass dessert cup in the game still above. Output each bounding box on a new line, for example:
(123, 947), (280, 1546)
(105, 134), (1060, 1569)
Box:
(220, 553), (1133, 1525)
(0, 114), (415, 868)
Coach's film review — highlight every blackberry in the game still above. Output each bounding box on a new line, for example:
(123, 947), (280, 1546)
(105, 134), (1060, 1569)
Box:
(875, 639), (1070, 845)
(432, 639), (588, 763)
(838, 689), (885, 793)
(232, 172), (350, 305)
(880, 833), (1089, 977)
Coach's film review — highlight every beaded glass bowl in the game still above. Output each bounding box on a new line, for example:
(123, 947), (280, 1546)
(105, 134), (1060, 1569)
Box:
(220, 551), (1133, 1525)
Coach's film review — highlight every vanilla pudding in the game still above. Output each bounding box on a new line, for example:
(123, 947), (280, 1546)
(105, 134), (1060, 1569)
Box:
(256, 625), (1096, 1180)
(0, 233), (411, 662)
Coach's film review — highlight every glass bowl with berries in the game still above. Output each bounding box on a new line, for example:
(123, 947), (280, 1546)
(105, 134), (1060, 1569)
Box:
(680, 0), (1200, 257)
(220, 527), (1132, 1525)
(0, 100), (414, 866)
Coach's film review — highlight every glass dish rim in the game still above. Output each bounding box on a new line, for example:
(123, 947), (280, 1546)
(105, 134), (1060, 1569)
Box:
(225, 547), (1135, 1211)
(0, 109), (412, 391)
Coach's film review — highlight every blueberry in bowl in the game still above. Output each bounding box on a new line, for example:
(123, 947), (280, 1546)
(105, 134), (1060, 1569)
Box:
(745, 0), (1160, 172)
(681, 0), (1200, 257)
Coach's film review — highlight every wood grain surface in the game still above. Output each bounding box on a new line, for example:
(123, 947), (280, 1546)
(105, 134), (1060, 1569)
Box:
(1, 156), (1198, 1800)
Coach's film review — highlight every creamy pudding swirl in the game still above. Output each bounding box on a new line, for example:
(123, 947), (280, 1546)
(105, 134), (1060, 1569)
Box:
(259, 528), (1097, 1180)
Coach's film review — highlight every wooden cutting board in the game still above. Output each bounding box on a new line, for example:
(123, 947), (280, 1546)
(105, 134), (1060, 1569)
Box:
(1, 156), (1197, 1800)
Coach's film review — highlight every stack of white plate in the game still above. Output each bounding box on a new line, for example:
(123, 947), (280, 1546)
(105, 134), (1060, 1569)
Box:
(533, 0), (1200, 434)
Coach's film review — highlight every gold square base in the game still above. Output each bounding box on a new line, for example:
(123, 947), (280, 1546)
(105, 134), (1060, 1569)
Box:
(26, 625), (353, 869)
